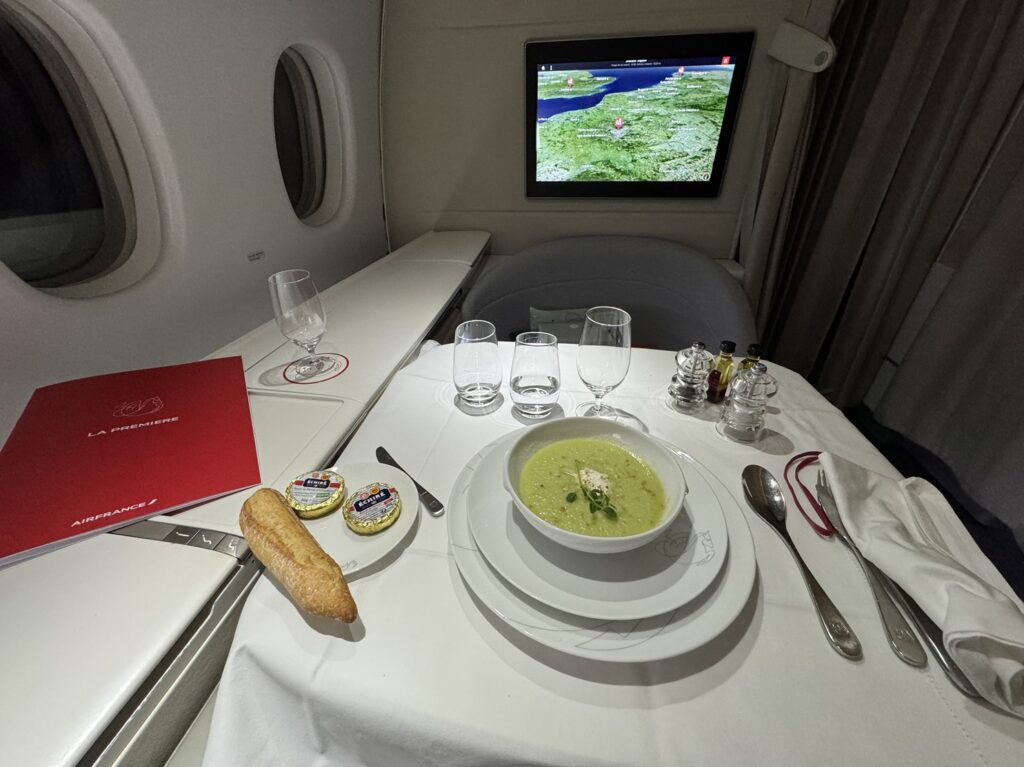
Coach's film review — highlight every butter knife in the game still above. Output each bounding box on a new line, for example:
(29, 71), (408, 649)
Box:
(375, 447), (445, 517)
(816, 473), (927, 667)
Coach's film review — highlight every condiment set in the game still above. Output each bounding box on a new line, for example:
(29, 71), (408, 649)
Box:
(668, 340), (777, 443)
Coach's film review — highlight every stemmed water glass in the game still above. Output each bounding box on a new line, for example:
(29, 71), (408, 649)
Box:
(576, 306), (632, 417)
(268, 269), (339, 381)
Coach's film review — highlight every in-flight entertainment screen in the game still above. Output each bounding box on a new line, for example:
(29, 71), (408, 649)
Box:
(525, 32), (753, 197)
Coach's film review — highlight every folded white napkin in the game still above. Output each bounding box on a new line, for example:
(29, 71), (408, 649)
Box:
(819, 452), (1024, 718)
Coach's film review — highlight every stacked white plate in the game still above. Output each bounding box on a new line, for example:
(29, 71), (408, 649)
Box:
(448, 431), (757, 663)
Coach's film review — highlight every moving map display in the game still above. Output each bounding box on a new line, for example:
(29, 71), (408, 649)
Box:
(525, 33), (753, 197)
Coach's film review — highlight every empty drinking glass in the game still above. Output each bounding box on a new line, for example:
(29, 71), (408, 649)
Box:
(268, 269), (339, 382)
(576, 306), (632, 417)
(453, 319), (501, 407)
(510, 331), (560, 418)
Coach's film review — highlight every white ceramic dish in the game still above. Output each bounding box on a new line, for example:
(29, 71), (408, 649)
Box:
(469, 438), (728, 620)
(450, 432), (757, 663)
(304, 462), (418, 575)
(502, 417), (688, 554)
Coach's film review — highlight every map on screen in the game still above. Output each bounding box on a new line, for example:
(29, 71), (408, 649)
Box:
(535, 57), (737, 184)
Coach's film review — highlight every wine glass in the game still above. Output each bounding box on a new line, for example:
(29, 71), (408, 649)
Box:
(268, 269), (339, 381)
(575, 306), (631, 417)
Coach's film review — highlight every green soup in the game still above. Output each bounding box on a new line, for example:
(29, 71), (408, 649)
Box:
(517, 438), (666, 537)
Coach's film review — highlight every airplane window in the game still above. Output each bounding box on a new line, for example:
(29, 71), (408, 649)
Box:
(0, 10), (133, 287)
(274, 48), (326, 220)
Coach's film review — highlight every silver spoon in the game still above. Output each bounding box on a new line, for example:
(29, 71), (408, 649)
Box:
(742, 465), (863, 660)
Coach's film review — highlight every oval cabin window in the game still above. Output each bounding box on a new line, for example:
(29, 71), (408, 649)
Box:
(274, 47), (327, 220)
(0, 8), (134, 288)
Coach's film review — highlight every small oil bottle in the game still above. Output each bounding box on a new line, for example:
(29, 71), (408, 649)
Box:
(706, 340), (736, 403)
(738, 343), (762, 374)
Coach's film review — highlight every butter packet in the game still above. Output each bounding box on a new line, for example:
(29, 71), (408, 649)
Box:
(285, 470), (346, 519)
(344, 482), (401, 534)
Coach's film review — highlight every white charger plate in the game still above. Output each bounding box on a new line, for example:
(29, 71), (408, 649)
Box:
(449, 433), (756, 663)
(466, 440), (728, 620)
(303, 462), (418, 575)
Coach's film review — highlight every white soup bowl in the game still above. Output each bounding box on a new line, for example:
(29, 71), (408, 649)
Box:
(502, 417), (687, 554)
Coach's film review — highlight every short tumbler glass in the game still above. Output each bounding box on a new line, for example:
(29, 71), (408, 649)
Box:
(510, 331), (560, 418)
(453, 319), (501, 407)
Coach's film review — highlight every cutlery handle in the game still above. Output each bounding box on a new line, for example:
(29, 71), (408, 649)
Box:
(814, 479), (921, 665)
(881, 575), (981, 698)
(403, 473), (445, 517)
(853, 553), (927, 666)
(376, 447), (446, 517)
(414, 486), (446, 517)
(793, 551), (863, 660)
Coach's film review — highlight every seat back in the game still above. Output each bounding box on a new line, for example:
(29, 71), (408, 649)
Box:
(461, 235), (756, 351)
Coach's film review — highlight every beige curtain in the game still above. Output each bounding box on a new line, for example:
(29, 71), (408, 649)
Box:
(739, 1), (838, 317)
(764, 0), (1024, 406)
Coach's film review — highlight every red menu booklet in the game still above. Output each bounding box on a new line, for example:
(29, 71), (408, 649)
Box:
(0, 357), (261, 567)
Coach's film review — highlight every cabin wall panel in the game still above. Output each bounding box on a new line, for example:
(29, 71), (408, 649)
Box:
(0, 0), (387, 443)
(381, 0), (794, 256)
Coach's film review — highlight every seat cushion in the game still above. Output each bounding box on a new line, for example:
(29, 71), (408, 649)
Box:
(462, 236), (756, 350)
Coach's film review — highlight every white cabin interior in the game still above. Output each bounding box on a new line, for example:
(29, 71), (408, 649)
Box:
(1, 0), (1022, 764)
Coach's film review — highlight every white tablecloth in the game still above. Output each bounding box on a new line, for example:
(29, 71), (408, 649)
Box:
(203, 345), (1024, 766)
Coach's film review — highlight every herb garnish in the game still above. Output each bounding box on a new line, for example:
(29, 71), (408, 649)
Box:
(584, 487), (617, 518)
(565, 464), (617, 518)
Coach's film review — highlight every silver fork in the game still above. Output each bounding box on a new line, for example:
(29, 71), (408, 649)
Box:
(816, 471), (928, 667)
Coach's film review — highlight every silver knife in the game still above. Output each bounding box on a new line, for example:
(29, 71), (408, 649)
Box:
(375, 446), (445, 517)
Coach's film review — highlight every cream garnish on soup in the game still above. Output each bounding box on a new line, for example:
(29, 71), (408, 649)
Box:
(518, 438), (666, 537)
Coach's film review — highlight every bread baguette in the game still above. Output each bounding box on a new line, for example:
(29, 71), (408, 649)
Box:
(240, 488), (358, 622)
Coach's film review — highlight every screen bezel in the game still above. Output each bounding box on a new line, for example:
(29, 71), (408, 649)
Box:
(525, 32), (754, 198)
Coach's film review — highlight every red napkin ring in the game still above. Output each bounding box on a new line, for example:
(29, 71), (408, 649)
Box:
(784, 451), (834, 537)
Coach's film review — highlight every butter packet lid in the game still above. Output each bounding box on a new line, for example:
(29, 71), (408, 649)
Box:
(344, 482), (401, 535)
(285, 470), (346, 519)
